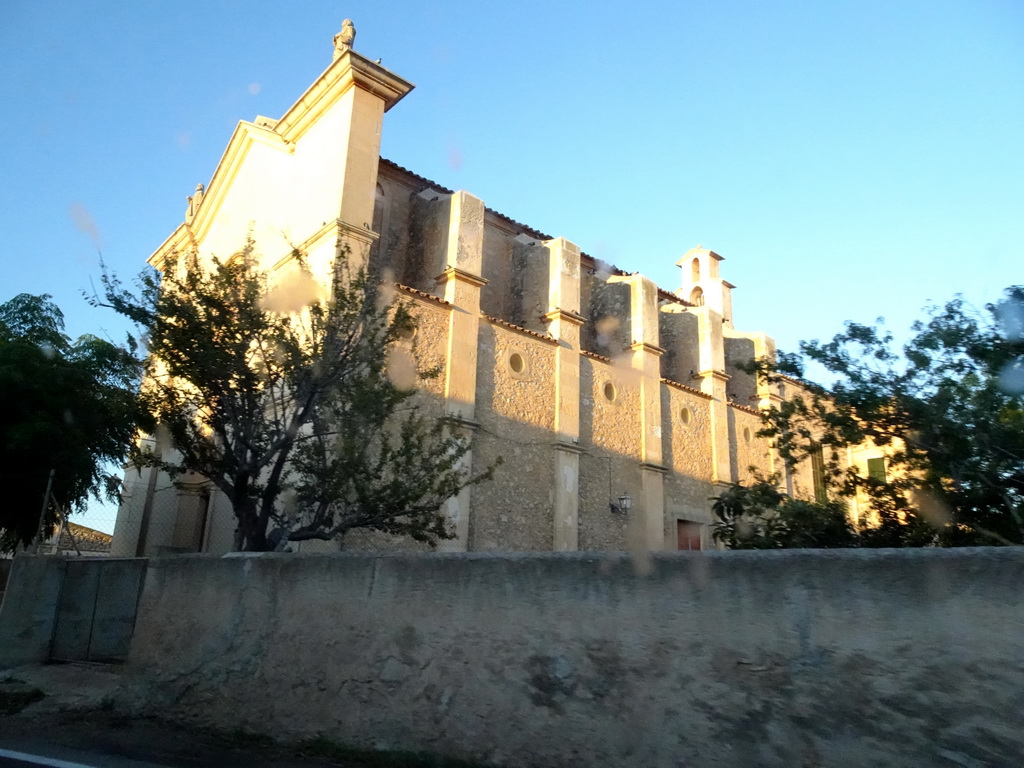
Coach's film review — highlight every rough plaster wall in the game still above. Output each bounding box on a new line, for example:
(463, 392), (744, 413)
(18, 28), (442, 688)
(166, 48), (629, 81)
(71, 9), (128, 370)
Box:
(126, 549), (1024, 768)
(774, 379), (816, 498)
(581, 276), (631, 358)
(659, 310), (700, 383)
(724, 336), (758, 407)
(579, 264), (594, 334)
(662, 387), (715, 533)
(770, 381), (854, 503)
(203, 492), (237, 555)
(577, 357), (639, 551)
(789, 459), (816, 500)
(404, 300), (449, 401)
(403, 192), (447, 293)
(513, 240), (549, 333)
(480, 225), (515, 321)
(471, 325), (556, 551)
(340, 299), (450, 554)
(110, 467), (153, 557)
(729, 407), (773, 485)
(372, 174), (416, 284)
(137, 473), (180, 556)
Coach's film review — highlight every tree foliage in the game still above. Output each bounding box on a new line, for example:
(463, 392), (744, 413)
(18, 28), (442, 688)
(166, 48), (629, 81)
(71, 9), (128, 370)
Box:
(0, 294), (146, 552)
(711, 478), (859, 549)
(98, 247), (491, 551)
(746, 288), (1024, 546)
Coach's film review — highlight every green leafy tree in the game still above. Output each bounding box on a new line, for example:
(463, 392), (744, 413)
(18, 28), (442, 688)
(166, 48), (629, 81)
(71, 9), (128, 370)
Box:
(711, 478), (859, 549)
(0, 294), (146, 552)
(746, 287), (1024, 546)
(98, 248), (492, 552)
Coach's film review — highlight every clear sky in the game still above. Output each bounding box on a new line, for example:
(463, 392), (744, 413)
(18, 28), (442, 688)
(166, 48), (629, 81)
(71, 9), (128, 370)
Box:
(2, 1), (1022, 529)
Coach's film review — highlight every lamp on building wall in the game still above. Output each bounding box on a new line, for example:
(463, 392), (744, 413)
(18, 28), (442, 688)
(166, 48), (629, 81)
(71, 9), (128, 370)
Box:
(610, 492), (632, 515)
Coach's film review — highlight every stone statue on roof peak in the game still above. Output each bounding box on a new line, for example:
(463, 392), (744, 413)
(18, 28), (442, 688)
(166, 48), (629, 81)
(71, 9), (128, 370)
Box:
(333, 19), (356, 60)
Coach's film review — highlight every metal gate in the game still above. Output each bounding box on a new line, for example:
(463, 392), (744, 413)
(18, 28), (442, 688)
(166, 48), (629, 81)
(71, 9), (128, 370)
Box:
(50, 558), (147, 663)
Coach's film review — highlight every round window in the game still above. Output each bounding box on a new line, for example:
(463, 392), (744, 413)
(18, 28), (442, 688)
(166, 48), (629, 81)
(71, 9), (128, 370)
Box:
(603, 381), (617, 402)
(509, 352), (525, 374)
(397, 324), (416, 340)
(680, 407), (692, 425)
(743, 427), (752, 443)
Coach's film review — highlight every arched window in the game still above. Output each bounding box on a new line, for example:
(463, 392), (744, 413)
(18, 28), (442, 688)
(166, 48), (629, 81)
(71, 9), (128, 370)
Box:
(689, 286), (704, 307)
(691, 257), (700, 284)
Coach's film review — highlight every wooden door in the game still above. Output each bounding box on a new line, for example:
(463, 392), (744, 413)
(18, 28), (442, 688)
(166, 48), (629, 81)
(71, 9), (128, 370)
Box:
(676, 520), (702, 551)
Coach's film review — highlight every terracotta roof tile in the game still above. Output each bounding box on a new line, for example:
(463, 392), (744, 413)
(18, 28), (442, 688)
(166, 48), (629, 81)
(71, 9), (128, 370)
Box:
(662, 377), (713, 399)
(379, 158), (454, 195)
(580, 349), (613, 364)
(381, 159), (695, 310)
(395, 283), (451, 307)
(483, 314), (558, 344)
(729, 401), (761, 416)
(380, 158), (551, 240)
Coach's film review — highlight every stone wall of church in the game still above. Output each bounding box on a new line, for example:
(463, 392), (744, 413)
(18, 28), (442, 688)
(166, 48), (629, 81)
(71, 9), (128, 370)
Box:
(661, 384), (716, 539)
(111, 49), (821, 557)
(471, 324), (557, 551)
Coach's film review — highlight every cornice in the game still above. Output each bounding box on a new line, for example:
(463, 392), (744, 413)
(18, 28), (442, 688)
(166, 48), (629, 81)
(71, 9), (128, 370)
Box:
(450, 416), (481, 431)
(276, 51), (414, 143)
(435, 266), (488, 288)
(553, 440), (586, 455)
(640, 462), (668, 474)
(542, 308), (587, 326)
(629, 341), (666, 356)
(188, 121), (288, 246)
(696, 369), (731, 383)
(148, 224), (190, 269)
(299, 219), (343, 254)
(336, 219), (379, 246)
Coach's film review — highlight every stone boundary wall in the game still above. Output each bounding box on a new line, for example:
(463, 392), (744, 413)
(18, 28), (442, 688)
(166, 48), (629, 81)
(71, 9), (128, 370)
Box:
(0, 558), (12, 593)
(123, 549), (1024, 767)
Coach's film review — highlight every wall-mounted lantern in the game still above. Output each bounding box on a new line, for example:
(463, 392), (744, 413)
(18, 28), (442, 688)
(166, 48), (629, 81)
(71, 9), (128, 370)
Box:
(610, 492), (632, 515)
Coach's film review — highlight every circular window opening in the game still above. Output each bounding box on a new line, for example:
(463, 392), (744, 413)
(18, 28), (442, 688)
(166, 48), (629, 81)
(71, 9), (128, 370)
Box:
(398, 324), (416, 340)
(603, 381), (617, 402)
(680, 407), (692, 425)
(743, 427), (752, 443)
(509, 352), (525, 374)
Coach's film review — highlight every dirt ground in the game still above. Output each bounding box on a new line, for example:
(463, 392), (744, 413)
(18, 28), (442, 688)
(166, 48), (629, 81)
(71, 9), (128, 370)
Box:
(1, 709), (356, 768)
(0, 664), (483, 768)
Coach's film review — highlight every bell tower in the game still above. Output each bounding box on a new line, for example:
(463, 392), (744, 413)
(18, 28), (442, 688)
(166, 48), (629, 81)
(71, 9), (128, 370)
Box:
(676, 246), (735, 328)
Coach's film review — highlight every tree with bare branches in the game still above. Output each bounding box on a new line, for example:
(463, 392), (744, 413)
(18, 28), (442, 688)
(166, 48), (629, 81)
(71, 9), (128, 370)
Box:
(98, 248), (491, 551)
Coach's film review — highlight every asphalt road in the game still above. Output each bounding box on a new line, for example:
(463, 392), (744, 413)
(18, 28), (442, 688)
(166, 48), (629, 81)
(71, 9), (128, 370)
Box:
(0, 746), (174, 768)
(0, 747), (170, 768)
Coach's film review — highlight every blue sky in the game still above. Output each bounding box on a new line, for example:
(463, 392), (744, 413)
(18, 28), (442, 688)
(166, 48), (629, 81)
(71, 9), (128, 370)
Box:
(2, 1), (1022, 529)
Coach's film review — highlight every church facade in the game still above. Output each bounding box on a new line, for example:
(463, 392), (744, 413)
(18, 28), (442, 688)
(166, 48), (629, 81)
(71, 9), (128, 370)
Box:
(111, 30), (847, 557)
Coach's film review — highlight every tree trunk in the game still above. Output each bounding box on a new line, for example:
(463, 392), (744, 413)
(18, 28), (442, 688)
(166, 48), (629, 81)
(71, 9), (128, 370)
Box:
(243, 529), (270, 552)
(234, 498), (270, 551)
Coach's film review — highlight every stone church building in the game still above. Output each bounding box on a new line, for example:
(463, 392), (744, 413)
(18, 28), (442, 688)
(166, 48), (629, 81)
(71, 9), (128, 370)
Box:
(111, 27), (838, 557)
